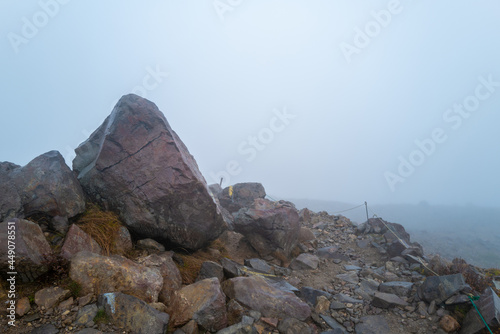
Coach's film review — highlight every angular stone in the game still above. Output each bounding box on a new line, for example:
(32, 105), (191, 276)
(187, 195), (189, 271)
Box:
(319, 315), (347, 333)
(16, 297), (30, 317)
(379, 281), (414, 297)
(290, 253), (319, 270)
(461, 288), (500, 334)
(196, 261), (224, 282)
(169, 277), (227, 331)
(73, 94), (226, 250)
(233, 199), (300, 259)
(418, 274), (470, 304)
(220, 257), (244, 278)
(278, 317), (313, 334)
(99, 292), (169, 334)
(334, 293), (363, 304)
(70, 251), (163, 303)
(355, 315), (390, 334)
(227, 299), (245, 326)
(222, 275), (311, 321)
(29, 324), (59, 334)
(75, 303), (98, 326)
(0, 151), (85, 221)
(371, 292), (408, 309)
(317, 247), (350, 262)
(439, 315), (460, 332)
(137, 238), (165, 252)
(0, 219), (52, 282)
(336, 271), (359, 284)
(112, 226), (133, 254)
(60, 224), (102, 259)
(58, 297), (74, 311)
(244, 258), (274, 274)
(136, 252), (182, 306)
(216, 322), (258, 334)
(35, 286), (70, 309)
(300, 287), (332, 306)
(218, 182), (266, 213)
(315, 295), (331, 314)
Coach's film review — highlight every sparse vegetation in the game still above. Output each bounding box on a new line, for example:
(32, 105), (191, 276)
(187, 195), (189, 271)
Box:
(67, 280), (82, 298)
(75, 202), (123, 255)
(440, 258), (493, 293)
(93, 309), (109, 324)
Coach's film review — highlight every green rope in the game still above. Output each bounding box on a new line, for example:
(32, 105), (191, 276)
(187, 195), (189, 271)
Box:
(468, 295), (494, 334)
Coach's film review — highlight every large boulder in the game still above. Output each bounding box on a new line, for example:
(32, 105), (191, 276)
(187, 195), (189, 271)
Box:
(222, 275), (311, 321)
(218, 182), (266, 213)
(233, 198), (300, 259)
(73, 94), (227, 250)
(0, 151), (85, 221)
(418, 274), (470, 304)
(98, 292), (169, 334)
(460, 288), (500, 334)
(69, 251), (163, 303)
(168, 277), (227, 331)
(0, 218), (52, 282)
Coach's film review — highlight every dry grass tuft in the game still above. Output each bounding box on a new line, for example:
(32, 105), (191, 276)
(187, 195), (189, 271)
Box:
(75, 203), (123, 256)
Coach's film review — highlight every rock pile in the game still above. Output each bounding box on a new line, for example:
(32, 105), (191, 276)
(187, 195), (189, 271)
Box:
(0, 95), (499, 334)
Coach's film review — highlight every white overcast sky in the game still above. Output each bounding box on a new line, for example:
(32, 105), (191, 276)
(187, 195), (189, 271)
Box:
(1, 1), (499, 207)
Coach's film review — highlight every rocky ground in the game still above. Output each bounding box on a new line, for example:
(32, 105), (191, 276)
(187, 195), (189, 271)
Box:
(1, 95), (498, 334)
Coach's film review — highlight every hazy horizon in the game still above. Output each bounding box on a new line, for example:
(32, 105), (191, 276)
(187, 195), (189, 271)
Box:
(2, 1), (499, 208)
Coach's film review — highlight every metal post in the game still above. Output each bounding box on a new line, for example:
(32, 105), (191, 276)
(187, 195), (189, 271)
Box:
(365, 201), (369, 222)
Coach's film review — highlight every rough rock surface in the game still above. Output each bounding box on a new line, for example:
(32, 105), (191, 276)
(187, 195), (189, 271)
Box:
(99, 292), (169, 334)
(233, 198), (300, 259)
(69, 251), (163, 303)
(0, 218), (52, 282)
(218, 182), (266, 213)
(73, 94), (226, 250)
(0, 151), (85, 221)
(60, 224), (102, 259)
(222, 275), (311, 321)
(136, 252), (182, 305)
(169, 277), (227, 331)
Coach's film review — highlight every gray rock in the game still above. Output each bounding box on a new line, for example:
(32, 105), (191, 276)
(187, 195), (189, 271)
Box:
(60, 224), (102, 259)
(278, 317), (314, 334)
(418, 274), (470, 304)
(319, 315), (347, 333)
(244, 258), (274, 274)
(290, 253), (320, 270)
(218, 182), (266, 213)
(355, 315), (390, 334)
(317, 247), (350, 262)
(233, 198), (300, 259)
(220, 257), (243, 278)
(371, 292), (408, 309)
(344, 265), (362, 271)
(222, 275), (311, 321)
(336, 271), (359, 284)
(70, 251), (163, 303)
(300, 287), (332, 306)
(334, 293), (363, 304)
(0, 151), (85, 222)
(35, 286), (70, 309)
(169, 277), (227, 332)
(28, 324), (59, 334)
(99, 292), (169, 334)
(137, 238), (165, 252)
(73, 94), (227, 251)
(460, 287), (500, 334)
(379, 281), (414, 297)
(216, 322), (258, 334)
(0, 219), (52, 282)
(197, 261), (225, 282)
(75, 303), (98, 326)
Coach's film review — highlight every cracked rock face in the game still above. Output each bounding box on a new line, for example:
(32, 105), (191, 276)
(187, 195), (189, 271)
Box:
(73, 94), (227, 250)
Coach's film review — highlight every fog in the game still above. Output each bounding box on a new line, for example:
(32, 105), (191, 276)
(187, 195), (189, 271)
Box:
(1, 1), (500, 208)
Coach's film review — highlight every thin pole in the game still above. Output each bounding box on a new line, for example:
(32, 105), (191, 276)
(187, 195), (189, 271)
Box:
(365, 201), (369, 222)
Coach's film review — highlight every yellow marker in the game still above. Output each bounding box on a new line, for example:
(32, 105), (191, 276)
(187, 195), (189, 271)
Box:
(228, 185), (233, 197)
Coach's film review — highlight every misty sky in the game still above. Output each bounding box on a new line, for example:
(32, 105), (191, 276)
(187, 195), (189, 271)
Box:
(1, 1), (499, 207)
